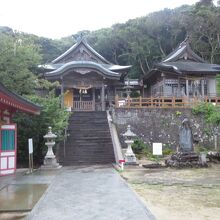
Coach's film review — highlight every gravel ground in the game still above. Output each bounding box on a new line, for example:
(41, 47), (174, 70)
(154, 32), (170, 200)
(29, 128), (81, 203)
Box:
(121, 163), (220, 220)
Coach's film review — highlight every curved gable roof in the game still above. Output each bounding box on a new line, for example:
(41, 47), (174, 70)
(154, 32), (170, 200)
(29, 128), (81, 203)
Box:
(163, 37), (206, 63)
(52, 37), (111, 64)
(45, 61), (121, 80)
(144, 37), (220, 80)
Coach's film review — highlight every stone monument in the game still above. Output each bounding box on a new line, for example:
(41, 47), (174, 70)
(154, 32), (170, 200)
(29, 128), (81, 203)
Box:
(41, 127), (61, 170)
(179, 118), (193, 152)
(166, 118), (207, 168)
(123, 125), (137, 164)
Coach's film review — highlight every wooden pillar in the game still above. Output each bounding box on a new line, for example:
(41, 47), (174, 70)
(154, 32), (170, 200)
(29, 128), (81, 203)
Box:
(162, 76), (165, 96)
(128, 95), (131, 108)
(60, 78), (64, 108)
(186, 79), (189, 99)
(115, 95), (119, 108)
(201, 79), (205, 99)
(139, 96), (142, 108)
(177, 77), (181, 97)
(101, 83), (105, 111)
(92, 88), (95, 111)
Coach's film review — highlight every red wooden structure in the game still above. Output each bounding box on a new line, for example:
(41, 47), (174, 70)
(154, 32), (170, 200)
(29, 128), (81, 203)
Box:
(0, 83), (40, 176)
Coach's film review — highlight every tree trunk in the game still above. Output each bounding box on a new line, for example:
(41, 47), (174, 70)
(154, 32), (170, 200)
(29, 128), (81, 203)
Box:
(157, 37), (166, 57)
(138, 58), (147, 75)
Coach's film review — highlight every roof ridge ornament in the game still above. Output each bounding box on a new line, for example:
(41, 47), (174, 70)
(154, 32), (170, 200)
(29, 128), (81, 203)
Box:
(180, 35), (190, 47)
(76, 33), (87, 43)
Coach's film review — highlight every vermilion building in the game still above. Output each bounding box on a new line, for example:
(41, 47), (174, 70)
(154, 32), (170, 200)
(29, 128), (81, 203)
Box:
(0, 83), (40, 176)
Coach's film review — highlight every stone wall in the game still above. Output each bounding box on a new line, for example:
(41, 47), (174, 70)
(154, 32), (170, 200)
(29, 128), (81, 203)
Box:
(112, 108), (220, 150)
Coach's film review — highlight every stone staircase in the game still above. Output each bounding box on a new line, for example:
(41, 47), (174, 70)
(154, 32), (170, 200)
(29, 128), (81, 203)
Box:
(59, 111), (115, 165)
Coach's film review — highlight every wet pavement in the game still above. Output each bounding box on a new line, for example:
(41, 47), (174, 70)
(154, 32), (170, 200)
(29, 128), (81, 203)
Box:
(0, 168), (59, 219)
(0, 166), (155, 220)
(0, 184), (48, 211)
(28, 166), (155, 220)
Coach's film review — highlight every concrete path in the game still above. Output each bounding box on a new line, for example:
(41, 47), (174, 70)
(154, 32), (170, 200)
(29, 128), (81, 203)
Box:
(28, 166), (155, 220)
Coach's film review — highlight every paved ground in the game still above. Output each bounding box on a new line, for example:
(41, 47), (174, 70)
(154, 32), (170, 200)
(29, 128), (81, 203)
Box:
(0, 169), (59, 220)
(28, 166), (155, 220)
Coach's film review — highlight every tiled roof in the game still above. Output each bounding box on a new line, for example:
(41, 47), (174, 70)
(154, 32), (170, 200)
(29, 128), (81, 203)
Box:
(0, 83), (41, 115)
(45, 61), (121, 79)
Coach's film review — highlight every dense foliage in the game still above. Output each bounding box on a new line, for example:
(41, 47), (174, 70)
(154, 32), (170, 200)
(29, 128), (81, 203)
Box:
(0, 30), (41, 95)
(0, 28), (69, 166)
(13, 93), (70, 166)
(193, 102), (220, 125)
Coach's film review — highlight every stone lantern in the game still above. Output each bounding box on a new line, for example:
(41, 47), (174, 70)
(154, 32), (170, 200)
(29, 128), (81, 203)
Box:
(41, 127), (61, 169)
(123, 125), (137, 164)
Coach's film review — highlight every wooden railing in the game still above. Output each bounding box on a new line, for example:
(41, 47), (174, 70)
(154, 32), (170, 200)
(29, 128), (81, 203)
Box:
(73, 101), (93, 111)
(115, 95), (220, 109)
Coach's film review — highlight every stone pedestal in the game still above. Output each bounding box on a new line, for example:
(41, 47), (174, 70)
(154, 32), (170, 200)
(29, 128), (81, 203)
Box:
(124, 132), (137, 165)
(165, 152), (207, 168)
(41, 145), (61, 169)
(41, 158), (61, 170)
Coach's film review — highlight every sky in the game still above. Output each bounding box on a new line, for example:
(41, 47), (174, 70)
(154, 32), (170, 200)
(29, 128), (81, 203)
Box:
(0, 0), (201, 39)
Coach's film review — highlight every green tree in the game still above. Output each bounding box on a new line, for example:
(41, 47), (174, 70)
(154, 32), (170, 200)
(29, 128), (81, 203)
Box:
(0, 33), (41, 95)
(184, 2), (220, 63)
(13, 92), (70, 166)
(0, 29), (69, 166)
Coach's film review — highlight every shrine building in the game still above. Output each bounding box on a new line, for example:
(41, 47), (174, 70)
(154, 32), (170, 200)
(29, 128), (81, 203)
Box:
(144, 37), (220, 99)
(42, 37), (131, 111)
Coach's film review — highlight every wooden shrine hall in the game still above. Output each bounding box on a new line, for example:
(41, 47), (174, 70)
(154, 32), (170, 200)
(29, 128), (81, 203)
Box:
(143, 37), (220, 99)
(42, 37), (131, 111)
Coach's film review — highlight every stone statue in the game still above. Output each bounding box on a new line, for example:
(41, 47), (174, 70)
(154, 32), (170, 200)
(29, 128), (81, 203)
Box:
(179, 118), (193, 152)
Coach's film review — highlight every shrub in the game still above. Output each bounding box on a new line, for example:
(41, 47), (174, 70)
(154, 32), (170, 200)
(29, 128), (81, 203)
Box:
(132, 138), (148, 154)
(193, 103), (220, 125)
(175, 111), (182, 116)
(163, 148), (174, 156)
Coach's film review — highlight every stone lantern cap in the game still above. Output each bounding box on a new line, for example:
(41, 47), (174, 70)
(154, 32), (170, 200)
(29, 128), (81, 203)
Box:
(123, 125), (136, 138)
(43, 127), (57, 140)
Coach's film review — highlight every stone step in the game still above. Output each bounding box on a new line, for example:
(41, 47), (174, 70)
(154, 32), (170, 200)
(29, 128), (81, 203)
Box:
(63, 153), (115, 159)
(63, 154), (115, 159)
(65, 144), (113, 149)
(68, 132), (110, 138)
(63, 161), (114, 166)
(69, 125), (109, 128)
(67, 136), (112, 141)
(59, 111), (115, 166)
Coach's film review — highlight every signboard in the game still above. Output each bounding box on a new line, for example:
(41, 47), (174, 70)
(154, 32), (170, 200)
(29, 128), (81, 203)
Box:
(153, 143), (163, 155)
(28, 138), (33, 173)
(28, 138), (33, 154)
